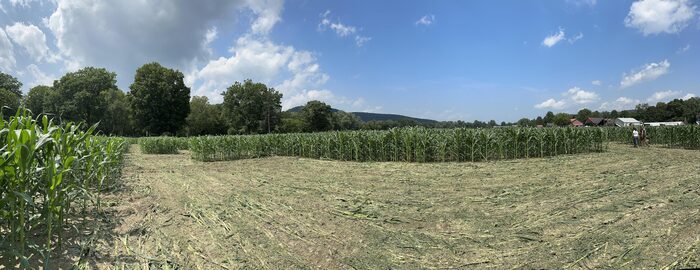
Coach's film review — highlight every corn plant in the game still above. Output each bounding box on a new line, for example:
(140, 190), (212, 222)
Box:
(138, 137), (188, 154)
(0, 109), (127, 267)
(190, 127), (606, 162)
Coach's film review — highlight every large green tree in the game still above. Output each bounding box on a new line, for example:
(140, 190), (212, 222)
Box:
(53, 67), (117, 126)
(185, 96), (226, 136)
(221, 80), (282, 134)
(0, 87), (21, 115)
(331, 111), (361, 130)
(302, 100), (333, 132)
(130, 62), (190, 135)
(101, 89), (134, 135)
(24, 85), (54, 115)
(0, 72), (22, 96)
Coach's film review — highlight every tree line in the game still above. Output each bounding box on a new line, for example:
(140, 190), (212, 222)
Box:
(2, 64), (699, 136)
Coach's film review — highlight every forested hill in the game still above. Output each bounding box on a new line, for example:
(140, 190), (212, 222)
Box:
(286, 106), (438, 124)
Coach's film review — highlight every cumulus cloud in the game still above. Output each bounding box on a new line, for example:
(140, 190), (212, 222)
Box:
(0, 28), (15, 71)
(26, 64), (55, 87)
(681, 93), (696, 100)
(591, 80), (602, 86)
(542, 27), (582, 47)
(625, 0), (697, 35)
(620, 60), (670, 88)
(5, 22), (55, 62)
(647, 90), (681, 102)
(246, 0), (284, 35)
(677, 44), (690, 54)
(45, 0), (249, 86)
(566, 87), (600, 104)
(534, 98), (567, 109)
(318, 10), (370, 47)
(599, 97), (640, 110)
(415, 14), (435, 26)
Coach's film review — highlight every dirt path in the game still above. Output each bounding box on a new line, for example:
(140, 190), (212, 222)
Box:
(80, 144), (700, 269)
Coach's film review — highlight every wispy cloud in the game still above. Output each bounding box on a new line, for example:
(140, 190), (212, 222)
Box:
(319, 10), (371, 47)
(415, 14), (435, 26)
(620, 60), (670, 88)
(542, 27), (582, 47)
(542, 27), (566, 47)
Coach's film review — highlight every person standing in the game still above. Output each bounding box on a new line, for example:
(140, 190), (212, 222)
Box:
(632, 128), (639, 147)
(640, 126), (647, 146)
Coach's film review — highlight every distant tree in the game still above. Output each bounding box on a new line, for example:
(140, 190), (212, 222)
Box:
(331, 111), (362, 130)
(221, 79), (282, 134)
(544, 111), (555, 124)
(553, 113), (571, 126)
(610, 110), (619, 118)
(24, 85), (53, 115)
(53, 67), (118, 126)
(535, 116), (544, 126)
(279, 111), (306, 133)
(186, 96), (226, 136)
(0, 72), (23, 96)
(130, 62), (190, 135)
(0, 87), (21, 115)
(487, 120), (497, 127)
(576, 108), (592, 122)
(101, 89), (134, 135)
(516, 118), (530, 127)
(302, 100), (333, 132)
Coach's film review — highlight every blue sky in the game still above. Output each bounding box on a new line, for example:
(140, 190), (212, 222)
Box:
(0, 0), (698, 122)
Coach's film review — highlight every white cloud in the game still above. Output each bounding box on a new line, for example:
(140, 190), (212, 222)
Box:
(591, 80), (602, 86)
(246, 0), (284, 35)
(26, 64), (55, 87)
(677, 44), (690, 53)
(620, 60), (670, 88)
(625, 0), (697, 35)
(5, 22), (55, 62)
(647, 90), (680, 102)
(681, 93), (696, 100)
(568, 32), (583, 43)
(599, 97), (640, 110)
(318, 10), (370, 47)
(415, 14), (435, 26)
(355, 35), (371, 47)
(542, 28), (566, 47)
(46, 0), (249, 86)
(534, 98), (567, 109)
(566, 87), (600, 104)
(0, 28), (15, 71)
(542, 27), (583, 47)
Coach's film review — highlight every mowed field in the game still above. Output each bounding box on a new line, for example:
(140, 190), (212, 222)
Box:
(79, 144), (699, 269)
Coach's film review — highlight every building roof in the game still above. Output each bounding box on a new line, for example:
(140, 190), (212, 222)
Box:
(586, 117), (604, 125)
(570, 119), (584, 126)
(616, 118), (640, 123)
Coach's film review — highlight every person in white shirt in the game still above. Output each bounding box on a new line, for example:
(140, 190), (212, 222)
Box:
(632, 128), (639, 147)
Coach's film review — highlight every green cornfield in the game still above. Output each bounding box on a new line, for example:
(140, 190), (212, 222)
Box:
(0, 109), (128, 267)
(138, 136), (189, 154)
(604, 125), (700, 149)
(190, 127), (606, 162)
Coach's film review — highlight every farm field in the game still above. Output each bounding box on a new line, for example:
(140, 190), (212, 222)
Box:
(73, 143), (700, 269)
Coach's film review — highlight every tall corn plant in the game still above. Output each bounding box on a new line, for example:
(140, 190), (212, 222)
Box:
(0, 109), (127, 267)
(189, 127), (606, 163)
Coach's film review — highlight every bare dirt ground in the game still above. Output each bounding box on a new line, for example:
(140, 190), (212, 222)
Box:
(74, 144), (699, 269)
